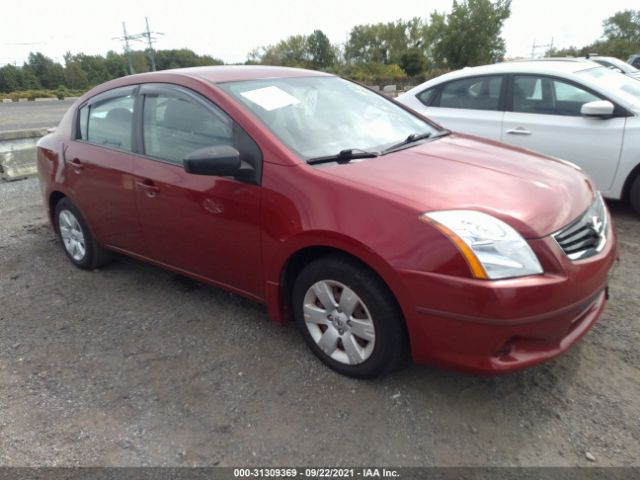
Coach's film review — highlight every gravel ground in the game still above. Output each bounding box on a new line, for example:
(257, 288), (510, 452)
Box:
(0, 100), (75, 131)
(0, 177), (638, 467)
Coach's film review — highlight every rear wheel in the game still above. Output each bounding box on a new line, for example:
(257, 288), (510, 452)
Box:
(292, 255), (407, 378)
(630, 174), (640, 216)
(54, 198), (111, 270)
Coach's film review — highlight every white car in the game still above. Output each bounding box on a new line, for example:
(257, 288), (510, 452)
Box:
(397, 60), (640, 213)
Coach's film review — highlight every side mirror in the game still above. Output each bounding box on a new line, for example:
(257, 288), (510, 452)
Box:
(581, 100), (615, 118)
(183, 145), (241, 176)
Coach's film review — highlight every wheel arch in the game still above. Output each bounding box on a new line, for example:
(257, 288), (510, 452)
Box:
(48, 190), (67, 232)
(621, 161), (640, 202)
(270, 243), (410, 335)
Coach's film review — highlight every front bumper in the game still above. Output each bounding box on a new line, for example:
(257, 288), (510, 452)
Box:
(398, 221), (618, 374)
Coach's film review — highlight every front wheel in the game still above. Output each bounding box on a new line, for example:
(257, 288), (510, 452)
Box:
(292, 255), (407, 378)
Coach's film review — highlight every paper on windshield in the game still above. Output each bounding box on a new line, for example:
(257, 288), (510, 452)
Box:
(240, 86), (301, 111)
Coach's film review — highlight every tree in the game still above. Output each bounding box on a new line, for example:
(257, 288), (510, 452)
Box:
(431, 0), (512, 69)
(130, 51), (150, 74)
(248, 31), (338, 70)
(0, 64), (20, 93)
(345, 19), (427, 65)
(307, 30), (337, 69)
(19, 65), (41, 89)
(400, 48), (428, 76)
(601, 10), (640, 59)
(104, 51), (129, 79)
(335, 62), (407, 83)
(25, 52), (65, 89)
(64, 53), (109, 85)
(155, 49), (223, 70)
(252, 35), (311, 67)
(547, 9), (640, 60)
(64, 61), (89, 89)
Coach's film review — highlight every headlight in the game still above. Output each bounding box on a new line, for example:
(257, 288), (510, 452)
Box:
(420, 210), (543, 280)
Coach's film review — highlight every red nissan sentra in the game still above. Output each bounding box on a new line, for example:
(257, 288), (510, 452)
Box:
(36, 66), (618, 378)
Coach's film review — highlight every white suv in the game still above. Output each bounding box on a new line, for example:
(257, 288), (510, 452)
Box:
(397, 60), (640, 213)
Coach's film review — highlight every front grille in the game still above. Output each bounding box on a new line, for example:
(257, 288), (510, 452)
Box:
(553, 193), (608, 260)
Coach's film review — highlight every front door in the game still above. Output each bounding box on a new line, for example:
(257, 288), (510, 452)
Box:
(132, 85), (264, 298)
(502, 75), (625, 192)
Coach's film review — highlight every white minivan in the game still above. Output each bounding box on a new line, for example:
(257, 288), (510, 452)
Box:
(397, 60), (640, 214)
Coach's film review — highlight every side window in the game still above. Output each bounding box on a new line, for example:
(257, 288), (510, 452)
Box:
(553, 80), (599, 105)
(437, 76), (503, 111)
(417, 88), (436, 106)
(513, 76), (600, 116)
(142, 94), (233, 165)
(85, 95), (135, 150)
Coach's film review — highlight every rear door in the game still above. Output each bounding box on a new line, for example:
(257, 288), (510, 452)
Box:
(65, 86), (146, 253)
(131, 84), (264, 298)
(501, 74), (625, 191)
(414, 75), (505, 141)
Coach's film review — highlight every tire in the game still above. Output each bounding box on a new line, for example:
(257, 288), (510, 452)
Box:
(630, 174), (640, 216)
(292, 255), (407, 378)
(54, 198), (111, 270)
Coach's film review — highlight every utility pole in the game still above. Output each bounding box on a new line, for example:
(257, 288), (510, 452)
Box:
(144, 17), (157, 71)
(114, 18), (164, 74)
(123, 22), (135, 75)
(530, 39), (537, 60)
(529, 38), (555, 59)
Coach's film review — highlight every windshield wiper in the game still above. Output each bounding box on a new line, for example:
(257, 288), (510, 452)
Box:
(307, 148), (379, 165)
(381, 129), (451, 154)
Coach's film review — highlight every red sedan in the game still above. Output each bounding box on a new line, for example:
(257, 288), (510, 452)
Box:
(36, 66), (618, 378)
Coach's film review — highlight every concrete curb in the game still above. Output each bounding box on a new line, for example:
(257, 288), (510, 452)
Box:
(0, 127), (50, 181)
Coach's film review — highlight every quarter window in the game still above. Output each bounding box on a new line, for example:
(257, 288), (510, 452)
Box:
(84, 95), (135, 150)
(142, 94), (233, 165)
(436, 76), (503, 111)
(417, 88), (436, 106)
(513, 76), (601, 116)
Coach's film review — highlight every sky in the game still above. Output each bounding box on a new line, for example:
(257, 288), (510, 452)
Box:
(1, 0), (638, 66)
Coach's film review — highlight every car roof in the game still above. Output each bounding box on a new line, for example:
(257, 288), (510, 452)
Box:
(399, 59), (608, 102)
(444, 59), (598, 78)
(153, 65), (332, 83)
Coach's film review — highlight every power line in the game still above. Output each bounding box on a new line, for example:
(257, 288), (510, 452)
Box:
(143, 17), (161, 71)
(529, 37), (554, 59)
(113, 18), (164, 74)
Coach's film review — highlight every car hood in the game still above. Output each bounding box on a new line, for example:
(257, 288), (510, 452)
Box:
(319, 134), (596, 238)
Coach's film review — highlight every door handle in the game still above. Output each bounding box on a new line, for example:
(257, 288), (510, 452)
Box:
(69, 158), (84, 170)
(506, 128), (532, 136)
(136, 179), (160, 197)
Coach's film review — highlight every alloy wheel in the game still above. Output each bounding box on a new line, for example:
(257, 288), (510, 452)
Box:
(302, 280), (376, 365)
(58, 209), (86, 261)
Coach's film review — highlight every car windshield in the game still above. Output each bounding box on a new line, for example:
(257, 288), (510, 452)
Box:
(219, 76), (436, 160)
(597, 57), (639, 73)
(577, 66), (640, 107)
